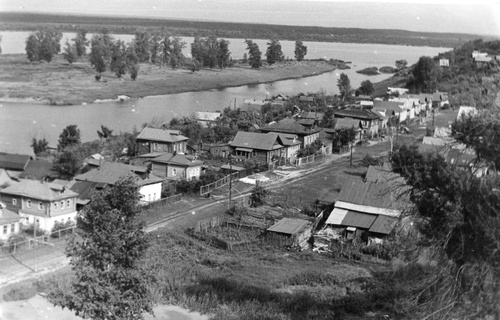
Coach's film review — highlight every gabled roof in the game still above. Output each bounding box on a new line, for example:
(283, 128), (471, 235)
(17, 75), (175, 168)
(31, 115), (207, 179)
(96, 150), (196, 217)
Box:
(338, 179), (407, 211)
(369, 215), (399, 234)
(75, 162), (150, 185)
(0, 179), (78, 201)
(334, 118), (361, 130)
(267, 218), (309, 235)
(151, 153), (203, 167)
(230, 131), (284, 151)
(19, 159), (57, 180)
(0, 207), (23, 224)
(0, 153), (32, 171)
(65, 180), (102, 205)
(373, 100), (405, 113)
(260, 118), (320, 135)
(277, 133), (301, 147)
(334, 108), (380, 120)
(297, 119), (315, 126)
(365, 164), (403, 185)
(422, 136), (452, 146)
(136, 127), (188, 143)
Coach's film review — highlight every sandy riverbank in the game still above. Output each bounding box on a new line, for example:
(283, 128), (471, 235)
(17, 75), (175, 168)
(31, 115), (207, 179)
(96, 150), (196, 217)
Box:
(0, 54), (336, 105)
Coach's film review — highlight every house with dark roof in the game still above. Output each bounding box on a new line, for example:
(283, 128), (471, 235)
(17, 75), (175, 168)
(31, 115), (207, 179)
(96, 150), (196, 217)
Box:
(260, 118), (320, 148)
(150, 153), (204, 180)
(0, 201), (23, 241)
(334, 108), (381, 138)
(229, 131), (301, 165)
(19, 159), (57, 181)
(64, 180), (103, 211)
(0, 153), (33, 178)
(136, 127), (189, 155)
(0, 179), (79, 232)
(325, 179), (408, 241)
(75, 162), (163, 204)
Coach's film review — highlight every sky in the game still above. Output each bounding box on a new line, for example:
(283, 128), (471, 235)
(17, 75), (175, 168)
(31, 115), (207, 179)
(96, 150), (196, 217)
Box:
(0, 0), (499, 36)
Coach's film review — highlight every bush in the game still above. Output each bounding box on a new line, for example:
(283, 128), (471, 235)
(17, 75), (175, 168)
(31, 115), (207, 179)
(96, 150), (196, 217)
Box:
(23, 224), (46, 237)
(51, 220), (75, 238)
(360, 154), (383, 167)
(2, 284), (37, 301)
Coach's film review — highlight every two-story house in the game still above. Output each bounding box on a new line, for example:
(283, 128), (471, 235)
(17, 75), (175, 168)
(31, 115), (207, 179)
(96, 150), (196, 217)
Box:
(259, 118), (320, 149)
(150, 153), (204, 180)
(136, 127), (189, 155)
(0, 179), (79, 232)
(229, 131), (301, 165)
(373, 100), (407, 124)
(334, 108), (381, 139)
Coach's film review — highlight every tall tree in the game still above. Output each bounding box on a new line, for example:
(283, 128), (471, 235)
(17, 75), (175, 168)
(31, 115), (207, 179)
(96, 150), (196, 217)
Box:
(358, 80), (374, 96)
(53, 149), (81, 179)
(294, 40), (307, 61)
(218, 38), (231, 69)
(51, 176), (154, 319)
(110, 40), (127, 78)
(265, 39), (284, 65)
(169, 36), (185, 69)
(31, 137), (49, 156)
(89, 32), (113, 74)
(337, 73), (352, 101)
(410, 56), (441, 93)
(149, 31), (161, 65)
(0, 34), (2, 55)
(72, 29), (89, 57)
(159, 34), (171, 67)
(395, 59), (408, 70)
(133, 30), (150, 63)
(58, 124), (81, 151)
(25, 29), (62, 62)
(63, 40), (77, 64)
(245, 39), (262, 69)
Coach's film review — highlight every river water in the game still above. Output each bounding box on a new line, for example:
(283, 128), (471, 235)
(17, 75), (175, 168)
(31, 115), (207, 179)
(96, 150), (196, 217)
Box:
(0, 31), (448, 154)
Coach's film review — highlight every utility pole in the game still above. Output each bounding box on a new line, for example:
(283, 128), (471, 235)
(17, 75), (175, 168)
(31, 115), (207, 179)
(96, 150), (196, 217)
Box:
(228, 154), (232, 209)
(350, 141), (353, 167)
(33, 220), (37, 272)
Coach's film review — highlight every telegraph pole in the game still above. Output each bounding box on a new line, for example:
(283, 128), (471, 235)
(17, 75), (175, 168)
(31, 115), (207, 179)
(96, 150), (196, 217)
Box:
(228, 154), (232, 209)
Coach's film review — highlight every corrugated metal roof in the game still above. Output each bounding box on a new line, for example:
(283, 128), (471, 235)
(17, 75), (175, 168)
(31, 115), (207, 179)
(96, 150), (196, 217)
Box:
(0, 207), (23, 224)
(369, 215), (398, 234)
(136, 127), (189, 143)
(0, 152), (32, 171)
(338, 179), (408, 211)
(267, 218), (309, 235)
(334, 108), (380, 120)
(151, 153), (203, 167)
(365, 165), (401, 184)
(75, 162), (148, 185)
(422, 136), (451, 146)
(325, 207), (348, 225)
(340, 211), (377, 229)
(334, 118), (361, 130)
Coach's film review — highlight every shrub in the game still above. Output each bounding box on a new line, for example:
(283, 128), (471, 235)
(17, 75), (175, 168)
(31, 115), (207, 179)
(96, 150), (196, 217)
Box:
(51, 220), (75, 238)
(23, 224), (45, 237)
(360, 154), (383, 167)
(2, 284), (37, 301)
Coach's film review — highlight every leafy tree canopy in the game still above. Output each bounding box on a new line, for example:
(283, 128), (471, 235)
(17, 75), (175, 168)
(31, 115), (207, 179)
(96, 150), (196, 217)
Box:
(265, 39), (284, 65)
(337, 73), (352, 102)
(294, 40), (307, 61)
(58, 124), (81, 151)
(245, 39), (262, 69)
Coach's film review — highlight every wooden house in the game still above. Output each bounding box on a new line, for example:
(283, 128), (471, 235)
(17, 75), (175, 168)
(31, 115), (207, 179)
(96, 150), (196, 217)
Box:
(229, 131), (300, 165)
(150, 153), (203, 181)
(266, 218), (312, 249)
(334, 108), (381, 138)
(0, 202), (23, 241)
(0, 179), (79, 232)
(136, 127), (188, 155)
(260, 118), (320, 148)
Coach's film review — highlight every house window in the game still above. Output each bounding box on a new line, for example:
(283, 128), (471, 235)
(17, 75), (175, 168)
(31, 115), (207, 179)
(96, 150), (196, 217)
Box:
(172, 168), (177, 176)
(252, 151), (256, 157)
(11, 224), (15, 233)
(67, 199), (71, 207)
(3, 225), (7, 234)
(153, 143), (158, 151)
(153, 193), (156, 200)
(54, 202), (58, 210)
(12, 198), (17, 205)
(38, 202), (43, 210)
(61, 201), (65, 209)
(27, 200), (31, 208)
(148, 194), (151, 202)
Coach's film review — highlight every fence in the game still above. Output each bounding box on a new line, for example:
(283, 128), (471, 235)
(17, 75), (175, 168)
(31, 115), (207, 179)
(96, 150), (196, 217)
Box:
(142, 194), (182, 210)
(0, 225), (76, 257)
(294, 153), (325, 166)
(199, 172), (239, 196)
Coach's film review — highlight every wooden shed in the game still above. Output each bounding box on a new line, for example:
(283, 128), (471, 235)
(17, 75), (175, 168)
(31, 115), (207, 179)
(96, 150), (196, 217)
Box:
(266, 218), (312, 249)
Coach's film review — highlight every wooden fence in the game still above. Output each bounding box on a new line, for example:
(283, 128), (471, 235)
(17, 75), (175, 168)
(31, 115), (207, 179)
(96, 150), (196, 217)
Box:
(294, 153), (325, 166)
(0, 225), (76, 257)
(142, 194), (182, 210)
(199, 172), (239, 196)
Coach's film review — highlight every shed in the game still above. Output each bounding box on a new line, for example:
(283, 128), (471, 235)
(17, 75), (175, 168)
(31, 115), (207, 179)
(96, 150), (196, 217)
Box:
(266, 218), (312, 249)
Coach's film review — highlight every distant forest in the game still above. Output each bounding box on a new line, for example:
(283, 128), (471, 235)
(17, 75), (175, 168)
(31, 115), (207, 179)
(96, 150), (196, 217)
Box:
(0, 12), (493, 48)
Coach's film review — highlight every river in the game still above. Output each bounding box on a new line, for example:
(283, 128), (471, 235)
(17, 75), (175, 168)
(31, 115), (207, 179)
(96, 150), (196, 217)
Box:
(0, 31), (449, 155)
